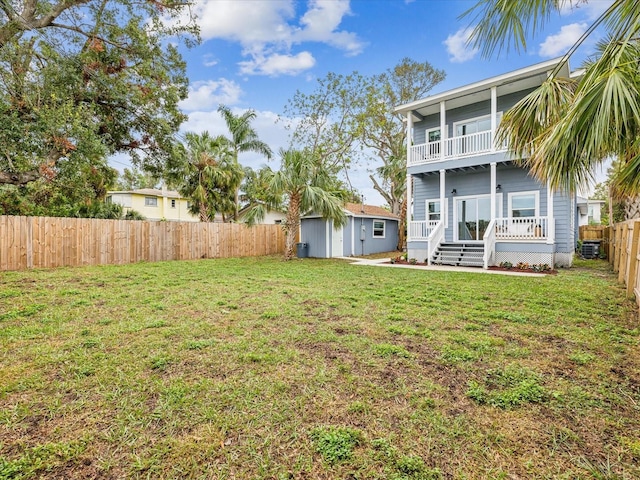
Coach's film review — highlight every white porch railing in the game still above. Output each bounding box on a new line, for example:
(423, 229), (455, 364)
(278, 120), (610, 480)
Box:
(483, 219), (496, 269)
(427, 220), (445, 266)
(408, 220), (440, 240)
(495, 216), (548, 241)
(409, 130), (507, 167)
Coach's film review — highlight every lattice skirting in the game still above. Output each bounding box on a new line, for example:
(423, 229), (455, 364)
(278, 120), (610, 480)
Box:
(495, 251), (555, 267)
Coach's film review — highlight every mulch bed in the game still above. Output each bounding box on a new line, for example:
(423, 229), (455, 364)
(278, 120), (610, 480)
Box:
(386, 259), (558, 274)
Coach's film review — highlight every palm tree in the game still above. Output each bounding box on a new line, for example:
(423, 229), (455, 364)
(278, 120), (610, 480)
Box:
(463, 0), (640, 201)
(217, 105), (273, 221)
(245, 149), (348, 260)
(176, 132), (241, 222)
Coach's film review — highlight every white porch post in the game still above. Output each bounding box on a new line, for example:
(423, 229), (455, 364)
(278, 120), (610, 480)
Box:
(439, 101), (446, 161)
(490, 162), (496, 220)
(406, 112), (413, 241)
(547, 180), (555, 244)
(439, 169), (446, 227)
(490, 86), (497, 152)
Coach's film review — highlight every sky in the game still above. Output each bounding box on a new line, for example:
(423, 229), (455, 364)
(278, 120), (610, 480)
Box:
(112, 0), (613, 205)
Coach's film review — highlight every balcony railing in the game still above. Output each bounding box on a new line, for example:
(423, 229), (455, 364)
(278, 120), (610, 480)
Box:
(409, 217), (549, 242)
(494, 217), (548, 241)
(409, 130), (507, 167)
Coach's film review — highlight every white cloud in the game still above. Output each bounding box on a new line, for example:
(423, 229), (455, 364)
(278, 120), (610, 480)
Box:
(294, 0), (364, 56)
(179, 79), (243, 112)
(559, 0), (613, 19)
(239, 51), (316, 77)
(539, 22), (588, 57)
(168, 0), (364, 76)
(443, 27), (479, 63)
(202, 54), (218, 67)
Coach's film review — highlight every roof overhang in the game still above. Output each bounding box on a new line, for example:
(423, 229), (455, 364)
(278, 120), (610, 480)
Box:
(394, 58), (571, 118)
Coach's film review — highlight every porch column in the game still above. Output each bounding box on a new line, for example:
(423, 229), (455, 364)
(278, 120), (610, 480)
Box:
(406, 112), (413, 240)
(439, 169), (445, 227)
(490, 162), (496, 220)
(490, 86), (497, 152)
(440, 101), (446, 161)
(547, 180), (555, 244)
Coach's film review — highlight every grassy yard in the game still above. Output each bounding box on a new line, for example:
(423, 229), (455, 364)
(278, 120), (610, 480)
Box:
(1, 256), (639, 479)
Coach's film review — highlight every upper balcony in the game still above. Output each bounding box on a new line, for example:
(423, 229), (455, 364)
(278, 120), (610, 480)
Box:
(409, 130), (508, 167)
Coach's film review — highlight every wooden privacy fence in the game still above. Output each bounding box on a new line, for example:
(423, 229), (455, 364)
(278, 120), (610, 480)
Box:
(608, 219), (640, 308)
(0, 215), (286, 271)
(579, 225), (606, 241)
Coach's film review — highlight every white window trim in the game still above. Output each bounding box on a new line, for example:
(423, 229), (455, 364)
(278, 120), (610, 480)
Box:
(170, 199), (176, 208)
(372, 219), (386, 238)
(452, 111), (503, 136)
(425, 198), (448, 227)
(507, 190), (540, 218)
(425, 126), (443, 142)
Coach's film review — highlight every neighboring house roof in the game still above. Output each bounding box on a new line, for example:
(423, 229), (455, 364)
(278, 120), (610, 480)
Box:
(343, 203), (399, 220)
(394, 57), (571, 118)
(577, 196), (605, 206)
(108, 188), (183, 199)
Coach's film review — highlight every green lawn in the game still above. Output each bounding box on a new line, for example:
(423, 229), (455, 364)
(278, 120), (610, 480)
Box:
(1, 256), (639, 479)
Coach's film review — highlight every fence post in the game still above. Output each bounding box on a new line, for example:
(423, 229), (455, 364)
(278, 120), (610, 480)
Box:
(627, 220), (640, 298)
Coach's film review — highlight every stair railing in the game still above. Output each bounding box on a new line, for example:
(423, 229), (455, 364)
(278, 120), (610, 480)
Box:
(427, 220), (445, 266)
(483, 218), (497, 269)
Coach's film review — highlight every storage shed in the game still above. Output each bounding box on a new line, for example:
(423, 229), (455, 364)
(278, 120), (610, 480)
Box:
(300, 203), (400, 258)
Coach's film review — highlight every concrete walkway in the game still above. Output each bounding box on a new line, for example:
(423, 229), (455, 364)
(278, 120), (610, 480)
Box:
(334, 256), (548, 277)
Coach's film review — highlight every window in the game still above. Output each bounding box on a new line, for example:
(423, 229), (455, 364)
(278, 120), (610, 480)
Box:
(145, 196), (158, 207)
(508, 191), (539, 218)
(373, 220), (385, 238)
(171, 199), (176, 208)
(427, 200), (441, 221)
(587, 205), (594, 224)
(274, 219), (282, 225)
(427, 128), (441, 143)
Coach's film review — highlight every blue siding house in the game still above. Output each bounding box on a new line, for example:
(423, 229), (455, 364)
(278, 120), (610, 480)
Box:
(395, 58), (576, 268)
(301, 203), (399, 258)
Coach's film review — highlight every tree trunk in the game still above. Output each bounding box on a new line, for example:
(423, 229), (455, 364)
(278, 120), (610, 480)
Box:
(397, 191), (407, 251)
(199, 202), (210, 223)
(0, 170), (41, 185)
(284, 193), (301, 260)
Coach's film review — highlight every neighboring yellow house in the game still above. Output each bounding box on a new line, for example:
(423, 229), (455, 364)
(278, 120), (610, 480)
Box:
(107, 188), (200, 222)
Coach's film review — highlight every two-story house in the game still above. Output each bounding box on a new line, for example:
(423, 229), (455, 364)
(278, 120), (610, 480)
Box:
(395, 58), (576, 268)
(107, 188), (200, 222)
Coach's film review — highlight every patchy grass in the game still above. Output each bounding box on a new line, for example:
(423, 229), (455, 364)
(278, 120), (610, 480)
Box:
(0, 255), (639, 479)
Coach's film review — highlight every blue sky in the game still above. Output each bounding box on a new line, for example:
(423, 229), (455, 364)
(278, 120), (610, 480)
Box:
(115, 0), (613, 204)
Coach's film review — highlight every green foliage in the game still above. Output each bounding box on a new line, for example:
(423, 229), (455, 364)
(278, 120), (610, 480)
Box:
(309, 426), (363, 464)
(465, 0), (640, 196)
(467, 366), (546, 409)
(170, 131), (243, 222)
(0, 0), (197, 191)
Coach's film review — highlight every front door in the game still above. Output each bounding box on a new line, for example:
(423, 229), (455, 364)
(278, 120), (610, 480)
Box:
(331, 222), (343, 257)
(455, 196), (491, 241)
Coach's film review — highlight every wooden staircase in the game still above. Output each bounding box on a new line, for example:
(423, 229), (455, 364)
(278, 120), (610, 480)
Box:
(432, 242), (484, 268)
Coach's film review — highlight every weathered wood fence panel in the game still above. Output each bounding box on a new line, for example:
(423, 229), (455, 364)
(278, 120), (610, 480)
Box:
(0, 215), (286, 271)
(608, 219), (640, 308)
(579, 225), (605, 241)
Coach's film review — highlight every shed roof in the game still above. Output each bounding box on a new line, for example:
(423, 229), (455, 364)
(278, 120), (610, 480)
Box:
(344, 203), (399, 219)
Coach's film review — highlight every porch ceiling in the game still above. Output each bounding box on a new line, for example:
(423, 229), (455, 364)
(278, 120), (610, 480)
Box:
(416, 161), (511, 177)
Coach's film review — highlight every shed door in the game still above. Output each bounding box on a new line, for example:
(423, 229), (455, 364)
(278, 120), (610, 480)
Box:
(331, 223), (343, 257)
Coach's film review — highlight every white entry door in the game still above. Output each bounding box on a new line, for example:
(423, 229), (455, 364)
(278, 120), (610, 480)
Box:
(331, 222), (343, 257)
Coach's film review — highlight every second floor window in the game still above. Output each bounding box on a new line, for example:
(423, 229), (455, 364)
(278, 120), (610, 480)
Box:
(145, 197), (157, 207)
(171, 199), (176, 208)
